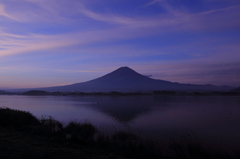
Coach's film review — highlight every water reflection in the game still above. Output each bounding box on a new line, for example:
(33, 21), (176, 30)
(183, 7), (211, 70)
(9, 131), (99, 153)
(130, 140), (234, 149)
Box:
(68, 96), (153, 123)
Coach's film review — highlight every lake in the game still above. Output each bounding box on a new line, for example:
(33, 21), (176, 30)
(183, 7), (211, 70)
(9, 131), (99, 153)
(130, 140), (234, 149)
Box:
(1, 95), (240, 149)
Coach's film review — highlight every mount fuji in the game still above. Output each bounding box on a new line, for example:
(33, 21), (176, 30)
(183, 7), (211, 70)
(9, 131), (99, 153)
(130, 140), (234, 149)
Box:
(9, 66), (233, 92)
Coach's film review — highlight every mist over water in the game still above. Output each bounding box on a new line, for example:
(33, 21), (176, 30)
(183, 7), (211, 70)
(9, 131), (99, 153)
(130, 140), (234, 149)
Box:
(1, 95), (240, 148)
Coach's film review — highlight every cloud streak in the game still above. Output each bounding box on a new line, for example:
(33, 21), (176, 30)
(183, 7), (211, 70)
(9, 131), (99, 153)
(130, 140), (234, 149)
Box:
(1, 4), (238, 57)
(0, 4), (18, 21)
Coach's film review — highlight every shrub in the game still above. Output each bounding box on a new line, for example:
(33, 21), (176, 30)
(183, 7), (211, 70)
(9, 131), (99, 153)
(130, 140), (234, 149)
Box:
(64, 121), (97, 141)
(22, 90), (49, 95)
(39, 116), (63, 133)
(0, 107), (40, 128)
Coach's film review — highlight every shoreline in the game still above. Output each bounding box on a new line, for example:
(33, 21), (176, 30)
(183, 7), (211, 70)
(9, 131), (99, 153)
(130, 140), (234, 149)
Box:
(1, 89), (240, 96)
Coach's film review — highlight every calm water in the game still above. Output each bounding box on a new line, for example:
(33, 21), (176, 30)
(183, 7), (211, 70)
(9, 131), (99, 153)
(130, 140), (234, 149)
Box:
(1, 95), (240, 148)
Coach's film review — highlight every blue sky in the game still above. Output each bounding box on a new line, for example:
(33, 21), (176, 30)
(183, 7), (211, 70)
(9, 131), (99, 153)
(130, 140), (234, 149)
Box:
(0, 0), (240, 88)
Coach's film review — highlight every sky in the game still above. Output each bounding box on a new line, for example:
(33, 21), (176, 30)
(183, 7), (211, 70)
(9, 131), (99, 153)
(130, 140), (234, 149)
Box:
(0, 0), (240, 89)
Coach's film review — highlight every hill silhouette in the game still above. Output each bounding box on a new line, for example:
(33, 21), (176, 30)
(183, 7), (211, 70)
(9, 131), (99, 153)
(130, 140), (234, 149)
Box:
(230, 87), (240, 92)
(9, 66), (233, 92)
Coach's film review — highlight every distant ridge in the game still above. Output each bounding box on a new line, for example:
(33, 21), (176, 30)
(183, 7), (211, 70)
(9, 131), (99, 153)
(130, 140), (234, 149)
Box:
(8, 66), (233, 92)
(230, 87), (240, 92)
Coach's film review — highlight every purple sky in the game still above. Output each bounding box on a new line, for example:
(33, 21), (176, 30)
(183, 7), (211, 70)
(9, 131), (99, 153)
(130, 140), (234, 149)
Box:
(0, 0), (240, 88)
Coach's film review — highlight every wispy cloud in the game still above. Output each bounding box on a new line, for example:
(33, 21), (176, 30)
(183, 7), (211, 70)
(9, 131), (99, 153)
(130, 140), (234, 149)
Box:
(78, 4), (180, 28)
(145, 0), (164, 7)
(79, 6), (135, 25)
(0, 0), (79, 23)
(77, 1), (240, 34)
(0, 4), (20, 21)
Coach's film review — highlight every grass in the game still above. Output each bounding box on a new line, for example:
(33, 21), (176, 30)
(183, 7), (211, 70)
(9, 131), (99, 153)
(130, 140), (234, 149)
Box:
(0, 107), (240, 159)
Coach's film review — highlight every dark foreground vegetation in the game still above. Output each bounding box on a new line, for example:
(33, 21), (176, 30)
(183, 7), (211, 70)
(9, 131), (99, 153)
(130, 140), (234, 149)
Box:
(0, 107), (240, 159)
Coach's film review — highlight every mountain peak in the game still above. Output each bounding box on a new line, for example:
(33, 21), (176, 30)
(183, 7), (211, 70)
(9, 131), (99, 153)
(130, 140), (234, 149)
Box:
(116, 66), (134, 71)
(110, 66), (140, 77)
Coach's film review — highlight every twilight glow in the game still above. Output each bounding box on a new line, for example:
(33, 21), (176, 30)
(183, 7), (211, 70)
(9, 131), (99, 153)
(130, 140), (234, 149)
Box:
(0, 0), (240, 88)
